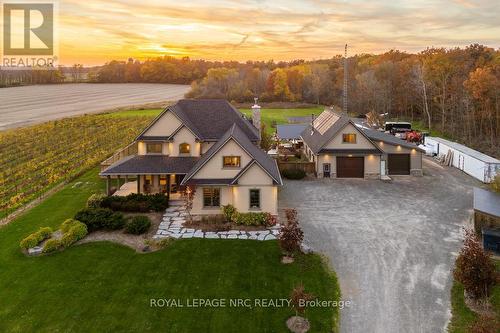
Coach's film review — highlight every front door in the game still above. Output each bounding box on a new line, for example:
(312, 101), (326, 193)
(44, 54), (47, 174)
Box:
(323, 163), (331, 178)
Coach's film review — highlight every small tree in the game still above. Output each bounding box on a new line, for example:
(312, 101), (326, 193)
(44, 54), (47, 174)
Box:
(290, 283), (314, 316)
(279, 208), (304, 256)
(453, 229), (496, 299)
(183, 186), (196, 222)
(260, 123), (273, 152)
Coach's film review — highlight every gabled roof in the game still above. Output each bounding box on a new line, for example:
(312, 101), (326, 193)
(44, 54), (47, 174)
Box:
(181, 124), (282, 186)
(137, 99), (259, 142)
(301, 112), (382, 154)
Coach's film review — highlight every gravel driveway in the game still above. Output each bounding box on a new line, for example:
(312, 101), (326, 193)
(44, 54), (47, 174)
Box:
(279, 157), (481, 333)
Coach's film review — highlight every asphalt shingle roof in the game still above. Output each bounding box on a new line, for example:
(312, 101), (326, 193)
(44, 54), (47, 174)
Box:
(100, 156), (199, 175)
(474, 187), (500, 218)
(171, 99), (259, 141)
(300, 114), (351, 154)
(361, 128), (425, 152)
(277, 124), (307, 140)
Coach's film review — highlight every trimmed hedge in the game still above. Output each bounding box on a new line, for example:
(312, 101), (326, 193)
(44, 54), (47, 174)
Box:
(61, 219), (79, 233)
(74, 208), (126, 232)
(125, 216), (151, 235)
(100, 193), (168, 212)
(20, 227), (53, 249)
(42, 239), (61, 253)
(281, 169), (306, 180)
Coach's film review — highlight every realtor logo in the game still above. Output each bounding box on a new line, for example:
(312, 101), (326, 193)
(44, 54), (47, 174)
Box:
(1, 0), (58, 69)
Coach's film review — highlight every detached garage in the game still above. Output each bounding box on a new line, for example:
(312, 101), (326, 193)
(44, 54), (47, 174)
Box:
(337, 157), (364, 178)
(388, 154), (410, 175)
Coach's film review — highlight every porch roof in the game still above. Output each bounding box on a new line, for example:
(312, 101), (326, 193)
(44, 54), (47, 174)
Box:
(100, 155), (200, 176)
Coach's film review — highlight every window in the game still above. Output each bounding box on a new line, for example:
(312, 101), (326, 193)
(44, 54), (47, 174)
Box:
(249, 189), (260, 209)
(223, 156), (241, 168)
(179, 143), (190, 154)
(203, 188), (220, 207)
(342, 133), (357, 144)
(146, 143), (162, 154)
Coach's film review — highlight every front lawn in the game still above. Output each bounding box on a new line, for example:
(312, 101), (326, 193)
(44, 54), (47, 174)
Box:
(0, 168), (340, 332)
(448, 260), (500, 333)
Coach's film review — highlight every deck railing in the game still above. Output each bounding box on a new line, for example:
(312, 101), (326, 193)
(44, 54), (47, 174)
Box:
(101, 141), (138, 170)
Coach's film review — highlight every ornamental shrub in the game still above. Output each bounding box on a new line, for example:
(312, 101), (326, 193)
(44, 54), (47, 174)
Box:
(60, 218), (79, 233)
(221, 204), (237, 222)
(100, 193), (168, 212)
(61, 222), (88, 247)
(42, 239), (61, 253)
(74, 208), (125, 232)
(86, 193), (107, 208)
(453, 229), (496, 299)
(19, 227), (53, 249)
(233, 212), (267, 226)
(279, 208), (304, 255)
(281, 169), (306, 180)
(125, 216), (151, 235)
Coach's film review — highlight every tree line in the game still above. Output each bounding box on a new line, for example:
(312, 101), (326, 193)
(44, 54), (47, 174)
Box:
(1, 46), (498, 156)
(186, 45), (500, 157)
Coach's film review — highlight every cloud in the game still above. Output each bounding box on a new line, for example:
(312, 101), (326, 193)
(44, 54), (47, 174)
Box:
(57, 0), (500, 65)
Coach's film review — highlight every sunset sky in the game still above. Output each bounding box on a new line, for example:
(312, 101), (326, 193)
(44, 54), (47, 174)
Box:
(58, 0), (500, 66)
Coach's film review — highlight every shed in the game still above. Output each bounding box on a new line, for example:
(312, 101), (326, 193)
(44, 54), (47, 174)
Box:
(277, 124), (307, 141)
(473, 187), (500, 245)
(424, 136), (500, 183)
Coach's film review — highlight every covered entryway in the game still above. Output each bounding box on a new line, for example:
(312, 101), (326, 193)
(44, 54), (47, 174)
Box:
(388, 154), (410, 175)
(337, 156), (364, 178)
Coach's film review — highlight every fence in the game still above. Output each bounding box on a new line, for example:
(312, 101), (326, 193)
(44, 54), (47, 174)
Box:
(278, 161), (316, 175)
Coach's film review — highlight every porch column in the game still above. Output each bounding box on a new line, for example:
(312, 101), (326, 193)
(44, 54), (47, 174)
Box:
(106, 176), (111, 196)
(117, 175), (121, 190)
(125, 175), (128, 183)
(137, 175), (140, 194)
(166, 174), (170, 201)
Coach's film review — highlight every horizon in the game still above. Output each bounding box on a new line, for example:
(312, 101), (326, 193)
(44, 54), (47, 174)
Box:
(56, 0), (500, 66)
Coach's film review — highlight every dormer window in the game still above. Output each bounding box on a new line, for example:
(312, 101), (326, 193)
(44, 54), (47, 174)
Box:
(223, 156), (241, 168)
(342, 133), (357, 144)
(146, 143), (162, 154)
(179, 143), (190, 155)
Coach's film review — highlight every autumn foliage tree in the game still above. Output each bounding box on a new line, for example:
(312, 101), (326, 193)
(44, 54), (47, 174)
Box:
(279, 208), (304, 256)
(453, 229), (496, 299)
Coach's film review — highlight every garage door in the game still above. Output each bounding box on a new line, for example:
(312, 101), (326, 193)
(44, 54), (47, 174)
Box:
(337, 157), (364, 178)
(388, 154), (410, 175)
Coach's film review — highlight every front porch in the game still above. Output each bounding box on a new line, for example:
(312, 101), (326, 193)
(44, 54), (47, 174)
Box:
(105, 174), (187, 201)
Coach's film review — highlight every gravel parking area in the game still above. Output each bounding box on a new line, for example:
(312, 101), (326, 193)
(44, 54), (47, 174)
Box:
(279, 157), (481, 333)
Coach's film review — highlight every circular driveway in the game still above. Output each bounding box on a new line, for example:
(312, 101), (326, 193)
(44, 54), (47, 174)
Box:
(279, 158), (480, 333)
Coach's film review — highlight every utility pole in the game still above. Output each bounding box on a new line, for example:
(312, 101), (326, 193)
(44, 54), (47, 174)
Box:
(343, 44), (348, 114)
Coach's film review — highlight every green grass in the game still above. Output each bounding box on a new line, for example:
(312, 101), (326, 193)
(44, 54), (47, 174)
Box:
(448, 260), (500, 332)
(240, 108), (325, 134)
(0, 168), (340, 332)
(106, 109), (163, 117)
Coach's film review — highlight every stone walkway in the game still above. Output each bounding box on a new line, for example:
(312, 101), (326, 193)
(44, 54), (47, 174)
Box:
(153, 203), (280, 241)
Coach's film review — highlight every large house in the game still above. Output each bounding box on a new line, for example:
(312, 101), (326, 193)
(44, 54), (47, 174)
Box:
(100, 99), (282, 216)
(301, 109), (424, 178)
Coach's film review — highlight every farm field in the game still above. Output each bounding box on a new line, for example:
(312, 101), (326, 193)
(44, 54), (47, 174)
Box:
(0, 110), (160, 218)
(0, 83), (189, 130)
(0, 168), (340, 332)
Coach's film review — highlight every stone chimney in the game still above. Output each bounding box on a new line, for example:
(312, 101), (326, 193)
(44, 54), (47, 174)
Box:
(252, 97), (261, 139)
